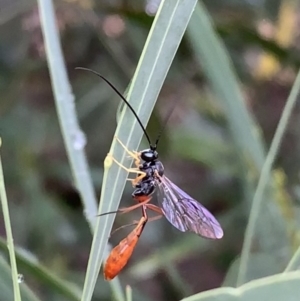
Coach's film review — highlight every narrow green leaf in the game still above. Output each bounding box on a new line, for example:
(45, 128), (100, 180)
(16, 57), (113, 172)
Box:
(0, 255), (40, 301)
(0, 237), (82, 301)
(182, 271), (300, 301)
(284, 245), (300, 272)
(38, 0), (124, 298)
(0, 139), (22, 301)
(237, 69), (300, 285)
(187, 2), (266, 171)
(187, 1), (295, 285)
(223, 254), (283, 287)
(81, 0), (198, 300)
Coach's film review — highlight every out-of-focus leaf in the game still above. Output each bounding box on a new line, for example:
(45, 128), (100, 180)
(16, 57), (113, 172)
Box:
(222, 253), (284, 287)
(0, 255), (40, 301)
(182, 271), (300, 301)
(284, 246), (300, 273)
(0, 238), (81, 301)
(172, 129), (237, 176)
(187, 1), (294, 286)
(187, 2), (266, 180)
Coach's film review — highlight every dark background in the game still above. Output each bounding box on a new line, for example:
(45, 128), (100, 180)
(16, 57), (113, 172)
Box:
(1, 0), (300, 300)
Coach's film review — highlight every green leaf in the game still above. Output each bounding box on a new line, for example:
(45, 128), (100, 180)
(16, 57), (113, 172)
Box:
(284, 246), (300, 272)
(186, 1), (296, 286)
(0, 140), (22, 301)
(0, 237), (81, 301)
(182, 271), (300, 301)
(187, 2), (266, 172)
(223, 254), (283, 287)
(0, 255), (40, 301)
(80, 1), (198, 301)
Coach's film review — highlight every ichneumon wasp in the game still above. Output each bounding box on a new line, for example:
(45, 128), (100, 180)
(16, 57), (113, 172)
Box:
(77, 67), (224, 279)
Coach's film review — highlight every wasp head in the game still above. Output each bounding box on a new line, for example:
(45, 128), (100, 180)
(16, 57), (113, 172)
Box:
(140, 149), (158, 162)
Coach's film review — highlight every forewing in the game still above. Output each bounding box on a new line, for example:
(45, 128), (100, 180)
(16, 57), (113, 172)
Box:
(156, 177), (223, 239)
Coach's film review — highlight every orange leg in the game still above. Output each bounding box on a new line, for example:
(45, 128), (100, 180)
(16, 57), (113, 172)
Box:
(98, 199), (161, 219)
(111, 136), (148, 185)
(107, 153), (146, 185)
(146, 203), (163, 215)
(110, 209), (162, 237)
(118, 197), (152, 214)
(114, 136), (142, 168)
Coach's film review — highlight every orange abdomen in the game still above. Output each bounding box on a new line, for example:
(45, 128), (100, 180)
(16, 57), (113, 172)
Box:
(103, 225), (142, 280)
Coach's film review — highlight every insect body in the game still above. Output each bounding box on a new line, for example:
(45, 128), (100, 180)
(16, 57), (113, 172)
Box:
(104, 206), (148, 280)
(77, 67), (224, 279)
(132, 150), (164, 200)
(130, 147), (223, 239)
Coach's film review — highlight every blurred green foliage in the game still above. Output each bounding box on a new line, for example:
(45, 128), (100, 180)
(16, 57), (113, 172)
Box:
(1, 0), (300, 301)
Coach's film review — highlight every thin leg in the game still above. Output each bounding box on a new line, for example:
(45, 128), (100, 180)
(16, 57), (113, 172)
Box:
(146, 204), (163, 215)
(110, 205), (148, 238)
(97, 203), (162, 218)
(127, 175), (146, 187)
(118, 197), (152, 214)
(148, 215), (163, 222)
(131, 173), (147, 186)
(110, 220), (140, 237)
(144, 203), (163, 222)
(108, 154), (146, 177)
(110, 212), (162, 237)
(114, 136), (141, 167)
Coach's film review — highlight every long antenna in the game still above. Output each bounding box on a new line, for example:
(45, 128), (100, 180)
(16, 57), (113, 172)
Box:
(76, 67), (152, 147)
(153, 100), (177, 148)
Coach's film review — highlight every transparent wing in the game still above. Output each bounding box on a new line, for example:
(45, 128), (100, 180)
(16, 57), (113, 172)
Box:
(156, 176), (223, 239)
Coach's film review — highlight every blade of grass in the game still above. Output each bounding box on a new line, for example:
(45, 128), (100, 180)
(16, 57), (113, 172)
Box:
(181, 271), (300, 301)
(187, 2), (266, 171)
(163, 262), (193, 297)
(0, 139), (22, 301)
(125, 285), (132, 301)
(0, 237), (81, 301)
(187, 2), (267, 232)
(37, 0), (124, 299)
(81, 1), (198, 300)
(38, 0), (97, 231)
(284, 245), (300, 272)
(0, 255), (40, 301)
(237, 69), (300, 285)
(187, 1), (293, 284)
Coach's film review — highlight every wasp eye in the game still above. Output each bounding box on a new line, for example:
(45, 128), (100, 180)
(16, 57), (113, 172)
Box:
(141, 149), (157, 162)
